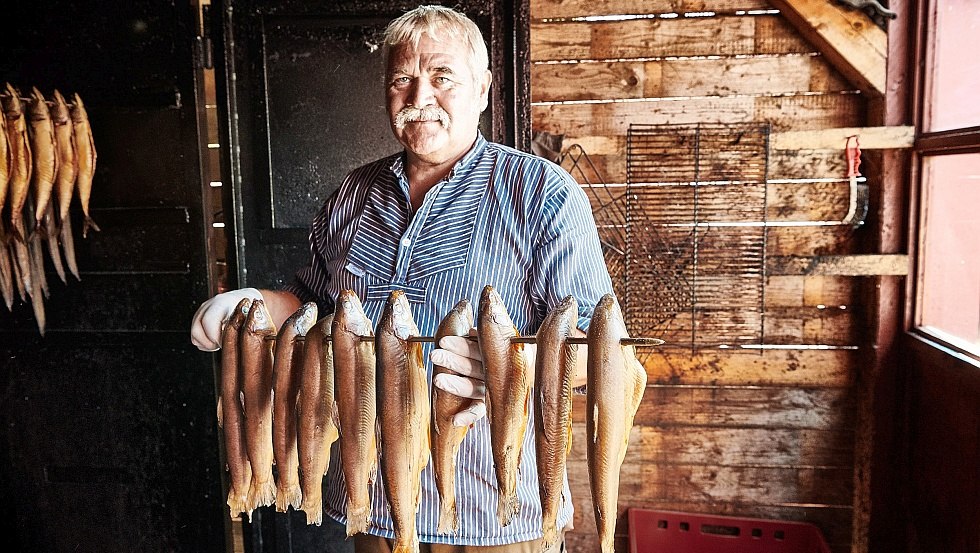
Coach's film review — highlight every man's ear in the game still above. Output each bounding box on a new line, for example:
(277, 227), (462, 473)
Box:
(478, 69), (492, 112)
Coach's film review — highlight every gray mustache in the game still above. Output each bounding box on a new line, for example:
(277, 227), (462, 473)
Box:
(394, 105), (451, 130)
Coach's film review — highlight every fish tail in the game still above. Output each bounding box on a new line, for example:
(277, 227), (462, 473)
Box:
(345, 502), (370, 536)
(600, 536), (615, 553)
(392, 536), (419, 553)
(496, 492), (520, 527)
(436, 499), (458, 535)
(226, 490), (248, 519)
(275, 483), (302, 512)
(300, 494), (323, 526)
(82, 215), (100, 238)
(247, 477), (276, 510)
(541, 524), (560, 553)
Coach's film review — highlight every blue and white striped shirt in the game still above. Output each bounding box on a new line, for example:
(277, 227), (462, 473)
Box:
(285, 133), (613, 545)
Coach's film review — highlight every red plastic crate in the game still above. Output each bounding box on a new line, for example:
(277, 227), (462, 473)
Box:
(628, 509), (832, 553)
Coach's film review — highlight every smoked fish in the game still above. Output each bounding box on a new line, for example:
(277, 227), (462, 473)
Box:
(42, 201), (66, 284)
(332, 290), (377, 536)
(28, 87), (58, 234)
(376, 290), (429, 553)
(477, 285), (530, 527)
(0, 242), (13, 310)
(0, 96), (9, 235)
(297, 314), (338, 526)
(431, 298), (474, 535)
(51, 90), (76, 229)
(3, 83), (33, 245)
(70, 93), (99, 237)
(534, 296), (579, 552)
(586, 294), (646, 553)
(218, 298), (253, 519)
(272, 302), (318, 512)
(242, 299), (278, 513)
(59, 211), (80, 281)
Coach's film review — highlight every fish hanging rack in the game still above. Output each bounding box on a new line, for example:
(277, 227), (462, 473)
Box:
(264, 335), (664, 346)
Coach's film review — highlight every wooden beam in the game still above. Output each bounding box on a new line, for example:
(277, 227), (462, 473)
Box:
(767, 254), (909, 276)
(768, 0), (886, 97)
(771, 126), (915, 150)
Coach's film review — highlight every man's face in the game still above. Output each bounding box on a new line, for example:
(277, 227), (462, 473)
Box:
(385, 34), (491, 166)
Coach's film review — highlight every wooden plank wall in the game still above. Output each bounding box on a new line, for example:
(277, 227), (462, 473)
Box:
(529, 1), (868, 552)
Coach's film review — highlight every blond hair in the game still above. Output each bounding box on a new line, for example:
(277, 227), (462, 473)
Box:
(383, 5), (490, 81)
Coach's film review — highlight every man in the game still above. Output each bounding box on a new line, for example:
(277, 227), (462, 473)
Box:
(191, 5), (613, 552)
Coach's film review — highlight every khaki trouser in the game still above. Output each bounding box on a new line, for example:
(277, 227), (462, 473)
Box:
(353, 533), (560, 553)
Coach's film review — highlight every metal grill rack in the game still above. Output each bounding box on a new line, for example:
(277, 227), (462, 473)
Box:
(625, 123), (771, 354)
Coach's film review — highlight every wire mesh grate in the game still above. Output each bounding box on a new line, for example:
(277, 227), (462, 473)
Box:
(626, 123), (770, 354)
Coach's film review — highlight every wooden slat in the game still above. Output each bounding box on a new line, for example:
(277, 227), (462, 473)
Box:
(766, 275), (860, 307)
(764, 305), (864, 345)
(530, 0), (773, 20)
(642, 349), (854, 388)
(767, 254), (910, 276)
(573, 386), (855, 428)
(771, 126), (916, 150)
(766, 225), (860, 256)
(532, 93), (863, 137)
(531, 14), (819, 62)
(768, 0), (886, 96)
(566, 425), (854, 466)
(531, 55), (846, 102)
(567, 461), (854, 507)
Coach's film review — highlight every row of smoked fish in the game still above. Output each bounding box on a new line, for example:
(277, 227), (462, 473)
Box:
(0, 83), (99, 335)
(219, 285), (645, 553)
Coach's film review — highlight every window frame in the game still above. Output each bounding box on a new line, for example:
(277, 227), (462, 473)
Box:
(908, 0), (980, 363)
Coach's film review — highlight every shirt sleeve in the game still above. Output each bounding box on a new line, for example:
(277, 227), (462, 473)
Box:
(528, 164), (614, 331)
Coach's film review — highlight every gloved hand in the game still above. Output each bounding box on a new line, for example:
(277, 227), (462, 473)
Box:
(190, 287), (263, 352)
(430, 331), (488, 427)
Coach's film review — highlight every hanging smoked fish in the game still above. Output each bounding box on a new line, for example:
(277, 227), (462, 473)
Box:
(3, 83), (33, 245)
(586, 294), (647, 553)
(28, 87), (58, 236)
(272, 302), (317, 512)
(70, 93), (99, 237)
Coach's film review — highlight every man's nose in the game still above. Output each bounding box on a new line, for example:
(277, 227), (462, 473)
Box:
(407, 78), (435, 106)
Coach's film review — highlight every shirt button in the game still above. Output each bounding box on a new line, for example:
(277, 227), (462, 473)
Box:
(401, 238), (411, 247)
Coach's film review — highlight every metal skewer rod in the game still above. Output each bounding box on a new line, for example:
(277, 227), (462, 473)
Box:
(266, 335), (664, 347)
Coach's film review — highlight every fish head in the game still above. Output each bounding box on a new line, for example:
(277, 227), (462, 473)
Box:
(335, 290), (373, 336)
(225, 297), (253, 331)
(70, 94), (88, 123)
(50, 90), (70, 125)
(245, 299), (277, 335)
(28, 87), (50, 120)
(383, 290), (418, 340)
(479, 285), (513, 328)
(449, 298), (474, 328)
(588, 293), (629, 339)
(2, 84), (23, 117)
(289, 302), (319, 336)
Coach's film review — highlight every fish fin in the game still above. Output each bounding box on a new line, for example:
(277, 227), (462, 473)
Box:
(565, 415), (574, 456)
(81, 215), (100, 238)
(392, 536), (419, 553)
(592, 403), (599, 444)
(496, 492), (519, 527)
(226, 489), (249, 519)
(247, 477), (276, 510)
(345, 502), (370, 536)
(275, 483), (302, 512)
(239, 390), (246, 416)
(436, 499), (458, 535)
(216, 398), (224, 428)
(541, 524), (560, 553)
(300, 499), (323, 526)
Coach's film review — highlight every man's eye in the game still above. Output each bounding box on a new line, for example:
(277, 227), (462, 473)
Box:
(393, 76), (410, 85)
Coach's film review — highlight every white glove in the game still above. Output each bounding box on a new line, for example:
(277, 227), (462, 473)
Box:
(430, 332), (488, 427)
(190, 288), (263, 352)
